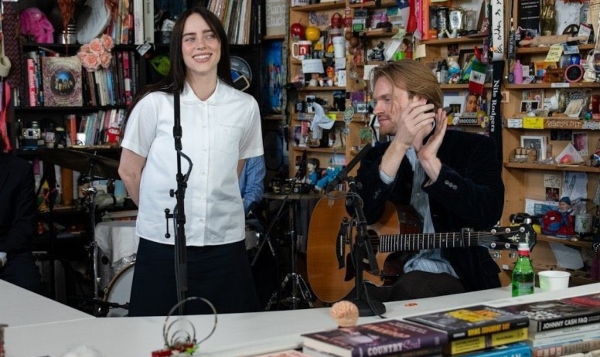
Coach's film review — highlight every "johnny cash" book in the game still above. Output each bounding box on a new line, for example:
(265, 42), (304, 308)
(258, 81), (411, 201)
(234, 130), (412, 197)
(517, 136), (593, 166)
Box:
(496, 299), (600, 333)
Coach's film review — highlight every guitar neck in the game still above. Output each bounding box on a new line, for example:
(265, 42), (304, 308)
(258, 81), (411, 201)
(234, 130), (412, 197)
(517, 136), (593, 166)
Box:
(378, 232), (484, 252)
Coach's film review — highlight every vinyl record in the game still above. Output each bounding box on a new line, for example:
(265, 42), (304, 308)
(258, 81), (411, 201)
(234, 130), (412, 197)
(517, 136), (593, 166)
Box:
(231, 56), (252, 82)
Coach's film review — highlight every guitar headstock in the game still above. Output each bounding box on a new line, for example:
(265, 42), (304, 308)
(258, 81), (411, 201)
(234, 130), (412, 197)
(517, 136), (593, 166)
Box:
(483, 224), (537, 251)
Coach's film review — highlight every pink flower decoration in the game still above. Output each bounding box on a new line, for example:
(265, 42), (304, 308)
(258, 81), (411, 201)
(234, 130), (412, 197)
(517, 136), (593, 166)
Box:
(101, 34), (114, 50)
(77, 35), (114, 72)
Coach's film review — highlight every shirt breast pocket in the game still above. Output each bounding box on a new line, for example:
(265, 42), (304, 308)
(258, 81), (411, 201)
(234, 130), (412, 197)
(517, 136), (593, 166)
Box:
(217, 124), (243, 154)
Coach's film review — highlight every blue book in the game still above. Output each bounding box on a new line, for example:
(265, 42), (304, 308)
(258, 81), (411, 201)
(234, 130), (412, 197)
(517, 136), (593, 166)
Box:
(455, 342), (531, 357)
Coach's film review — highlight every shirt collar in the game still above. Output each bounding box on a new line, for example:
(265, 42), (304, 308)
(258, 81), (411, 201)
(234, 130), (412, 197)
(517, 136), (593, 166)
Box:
(181, 79), (228, 105)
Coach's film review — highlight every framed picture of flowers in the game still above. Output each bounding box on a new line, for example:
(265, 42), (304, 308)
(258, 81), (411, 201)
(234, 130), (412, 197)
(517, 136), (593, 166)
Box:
(41, 56), (83, 107)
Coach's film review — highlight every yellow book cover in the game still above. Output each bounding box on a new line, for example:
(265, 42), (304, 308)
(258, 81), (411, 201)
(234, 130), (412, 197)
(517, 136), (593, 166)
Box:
(443, 327), (529, 355)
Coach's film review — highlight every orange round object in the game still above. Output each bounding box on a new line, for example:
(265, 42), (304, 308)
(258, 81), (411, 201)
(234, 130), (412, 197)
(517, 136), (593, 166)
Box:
(305, 26), (321, 42)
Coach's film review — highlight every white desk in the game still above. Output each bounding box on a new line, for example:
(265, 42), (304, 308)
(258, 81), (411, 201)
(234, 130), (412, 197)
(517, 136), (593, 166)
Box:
(0, 280), (93, 328)
(6, 284), (600, 357)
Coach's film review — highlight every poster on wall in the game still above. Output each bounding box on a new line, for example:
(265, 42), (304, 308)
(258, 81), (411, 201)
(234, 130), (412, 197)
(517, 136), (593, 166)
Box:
(264, 40), (283, 113)
(266, 0), (286, 37)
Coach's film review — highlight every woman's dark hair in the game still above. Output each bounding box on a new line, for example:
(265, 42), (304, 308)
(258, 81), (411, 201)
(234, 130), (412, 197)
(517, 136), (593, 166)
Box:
(123, 6), (233, 129)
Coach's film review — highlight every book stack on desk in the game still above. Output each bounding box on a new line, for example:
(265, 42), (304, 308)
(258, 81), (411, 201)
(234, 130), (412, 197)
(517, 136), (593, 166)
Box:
(301, 319), (448, 357)
(404, 305), (530, 356)
(494, 293), (600, 357)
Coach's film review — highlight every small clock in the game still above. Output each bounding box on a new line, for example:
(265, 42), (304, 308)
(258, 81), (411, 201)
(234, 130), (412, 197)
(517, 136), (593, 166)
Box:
(564, 64), (583, 83)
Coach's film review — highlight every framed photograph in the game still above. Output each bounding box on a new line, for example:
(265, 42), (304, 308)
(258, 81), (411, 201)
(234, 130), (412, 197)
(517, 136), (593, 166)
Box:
(458, 49), (476, 72)
(520, 100), (540, 113)
(521, 135), (547, 160)
(464, 93), (481, 113)
(355, 102), (368, 113)
(522, 89), (544, 103)
(572, 131), (589, 157)
(41, 56), (83, 107)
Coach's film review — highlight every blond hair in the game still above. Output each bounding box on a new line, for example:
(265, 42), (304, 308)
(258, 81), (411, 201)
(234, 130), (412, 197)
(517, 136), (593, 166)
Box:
(371, 60), (443, 109)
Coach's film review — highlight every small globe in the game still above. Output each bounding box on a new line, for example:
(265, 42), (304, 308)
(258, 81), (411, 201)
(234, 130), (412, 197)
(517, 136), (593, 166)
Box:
(305, 26), (321, 42)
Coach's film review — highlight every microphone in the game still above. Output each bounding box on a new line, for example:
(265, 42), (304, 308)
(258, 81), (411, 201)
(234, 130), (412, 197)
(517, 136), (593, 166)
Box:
(325, 143), (372, 193)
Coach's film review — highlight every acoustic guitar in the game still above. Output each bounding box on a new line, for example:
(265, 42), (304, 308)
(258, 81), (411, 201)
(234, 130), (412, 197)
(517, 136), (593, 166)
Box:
(306, 197), (536, 303)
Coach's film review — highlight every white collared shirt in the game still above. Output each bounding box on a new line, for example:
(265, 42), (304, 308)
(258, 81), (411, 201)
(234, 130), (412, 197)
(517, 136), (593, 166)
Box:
(122, 80), (263, 246)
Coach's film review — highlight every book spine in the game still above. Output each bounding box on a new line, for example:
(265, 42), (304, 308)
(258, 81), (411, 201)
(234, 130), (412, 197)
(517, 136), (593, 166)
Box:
(532, 338), (600, 357)
(444, 328), (529, 355)
(133, 0), (144, 44)
(458, 342), (532, 357)
(26, 58), (37, 107)
(35, 51), (44, 106)
(422, 0), (430, 40)
(143, 0), (154, 43)
(533, 311), (600, 332)
(448, 319), (530, 340)
(532, 322), (600, 339)
(122, 51), (132, 106)
(528, 329), (600, 348)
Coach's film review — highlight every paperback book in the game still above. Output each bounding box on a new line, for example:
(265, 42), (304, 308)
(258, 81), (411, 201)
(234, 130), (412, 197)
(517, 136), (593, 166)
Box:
(496, 300), (600, 333)
(531, 338), (600, 357)
(301, 319), (448, 357)
(404, 305), (529, 340)
(453, 341), (531, 357)
(443, 327), (528, 355)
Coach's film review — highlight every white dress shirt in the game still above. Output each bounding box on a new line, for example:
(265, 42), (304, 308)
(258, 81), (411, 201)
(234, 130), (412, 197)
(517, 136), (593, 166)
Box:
(121, 80), (263, 246)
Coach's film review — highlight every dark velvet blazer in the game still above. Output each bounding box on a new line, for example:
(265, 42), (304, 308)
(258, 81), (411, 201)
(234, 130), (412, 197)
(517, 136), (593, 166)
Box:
(355, 130), (505, 291)
(0, 153), (36, 257)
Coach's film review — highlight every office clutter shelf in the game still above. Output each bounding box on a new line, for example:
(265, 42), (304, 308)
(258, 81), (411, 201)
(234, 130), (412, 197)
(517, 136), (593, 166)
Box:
(500, 0), (600, 286)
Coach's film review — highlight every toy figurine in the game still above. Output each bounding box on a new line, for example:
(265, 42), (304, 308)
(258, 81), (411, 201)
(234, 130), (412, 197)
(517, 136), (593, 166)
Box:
(20, 7), (55, 43)
(307, 158), (320, 185)
(315, 166), (342, 192)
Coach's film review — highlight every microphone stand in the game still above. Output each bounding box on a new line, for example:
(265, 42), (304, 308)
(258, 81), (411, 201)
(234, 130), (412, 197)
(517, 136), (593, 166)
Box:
(164, 90), (193, 315)
(345, 177), (386, 317)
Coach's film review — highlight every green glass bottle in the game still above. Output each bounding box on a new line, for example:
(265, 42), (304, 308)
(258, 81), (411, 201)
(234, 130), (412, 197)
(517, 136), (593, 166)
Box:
(512, 242), (535, 297)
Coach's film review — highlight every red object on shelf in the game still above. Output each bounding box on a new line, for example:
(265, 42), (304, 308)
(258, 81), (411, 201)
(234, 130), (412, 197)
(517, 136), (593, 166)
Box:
(407, 0), (418, 33)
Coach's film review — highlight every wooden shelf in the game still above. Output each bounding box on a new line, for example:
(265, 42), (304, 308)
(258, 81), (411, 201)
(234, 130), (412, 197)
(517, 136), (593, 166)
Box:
(504, 162), (600, 173)
(537, 234), (595, 249)
(291, 112), (345, 121)
(263, 35), (285, 41)
(299, 86), (346, 92)
(291, 1), (345, 12)
(420, 36), (487, 45)
(504, 82), (600, 89)
(349, 0), (397, 8)
(291, 146), (344, 153)
(516, 44), (595, 55)
(505, 117), (600, 131)
(440, 83), (492, 90)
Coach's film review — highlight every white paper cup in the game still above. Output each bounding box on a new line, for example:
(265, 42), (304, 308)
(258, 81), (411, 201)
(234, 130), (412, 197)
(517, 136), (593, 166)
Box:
(538, 270), (570, 292)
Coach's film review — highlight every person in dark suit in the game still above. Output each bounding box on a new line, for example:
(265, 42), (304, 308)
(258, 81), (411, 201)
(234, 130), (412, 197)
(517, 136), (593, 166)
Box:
(354, 60), (504, 301)
(0, 131), (44, 294)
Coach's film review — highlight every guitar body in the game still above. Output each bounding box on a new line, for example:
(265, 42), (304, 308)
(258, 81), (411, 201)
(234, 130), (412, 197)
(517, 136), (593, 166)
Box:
(306, 195), (535, 303)
(306, 196), (419, 303)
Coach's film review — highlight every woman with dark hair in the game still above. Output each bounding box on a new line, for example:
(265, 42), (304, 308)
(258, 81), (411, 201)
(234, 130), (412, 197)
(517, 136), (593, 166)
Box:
(119, 6), (263, 316)
(0, 132), (44, 294)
